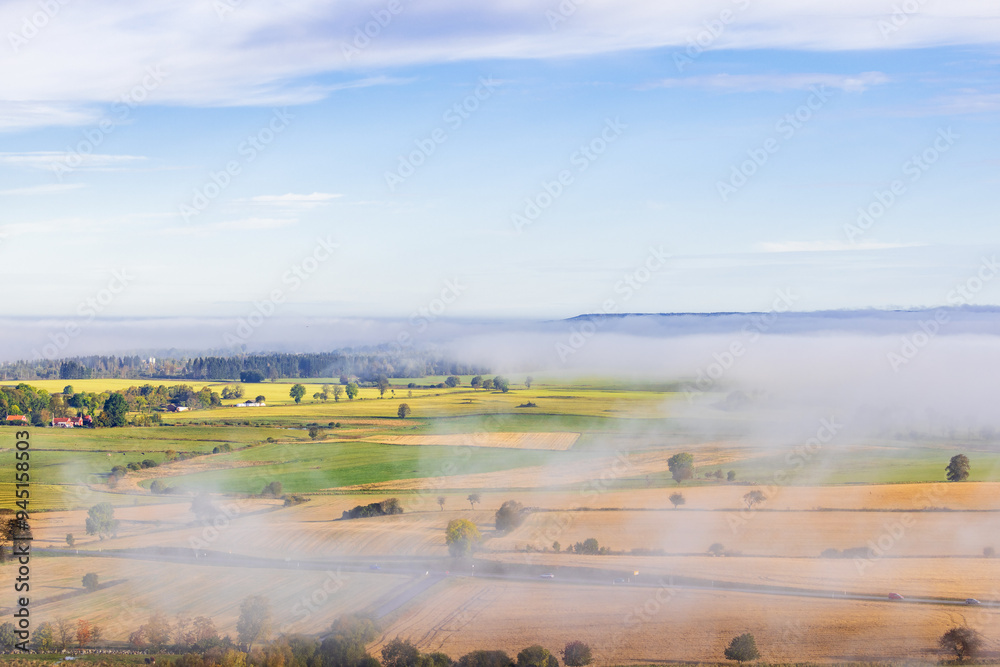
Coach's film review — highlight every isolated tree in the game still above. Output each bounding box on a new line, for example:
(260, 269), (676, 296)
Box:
(525, 376), (534, 389)
(708, 543), (726, 556)
(467, 493), (481, 510)
(940, 627), (982, 661)
(516, 645), (558, 667)
(376, 375), (391, 398)
(236, 594), (272, 651)
(727, 470), (736, 482)
(332, 385), (344, 402)
(82, 572), (99, 591)
(985, 546), (996, 558)
(946, 454), (971, 482)
(308, 425), (325, 440)
(493, 376), (510, 393)
(724, 633), (760, 663)
(0, 622), (16, 651)
(346, 382), (359, 400)
(398, 403), (411, 419)
(76, 619), (93, 648)
(255, 394), (266, 403)
(445, 376), (460, 388)
(667, 452), (694, 484)
(289, 384), (306, 404)
(744, 490), (766, 508)
(561, 642), (592, 667)
(437, 496), (446, 511)
(446, 519), (482, 557)
(66, 533), (75, 548)
(100, 392), (128, 427)
(471, 376), (482, 390)
(669, 492), (686, 509)
(382, 637), (420, 667)
(85, 502), (119, 539)
(495, 500), (526, 532)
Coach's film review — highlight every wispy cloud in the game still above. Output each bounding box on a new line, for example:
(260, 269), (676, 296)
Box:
(248, 193), (342, 204)
(166, 218), (298, 236)
(0, 152), (147, 172)
(0, 2), (997, 130)
(755, 240), (926, 253)
(644, 72), (890, 94)
(0, 183), (85, 196)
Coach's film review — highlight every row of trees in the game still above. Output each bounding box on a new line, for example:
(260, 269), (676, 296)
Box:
(2, 618), (103, 651)
(1, 351), (490, 382)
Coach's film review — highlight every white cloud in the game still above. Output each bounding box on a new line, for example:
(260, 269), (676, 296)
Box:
(0, 183), (85, 196)
(1, 1), (998, 129)
(644, 72), (890, 93)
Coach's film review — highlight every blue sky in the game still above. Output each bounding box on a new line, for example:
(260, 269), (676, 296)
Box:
(2, 1), (1000, 321)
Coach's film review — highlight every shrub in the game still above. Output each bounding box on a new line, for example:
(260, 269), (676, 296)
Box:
(342, 498), (404, 520)
(516, 645), (557, 667)
(940, 627), (982, 661)
(561, 641), (592, 666)
(458, 651), (513, 667)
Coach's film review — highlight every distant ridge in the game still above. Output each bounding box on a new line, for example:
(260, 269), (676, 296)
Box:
(562, 306), (1000, 337)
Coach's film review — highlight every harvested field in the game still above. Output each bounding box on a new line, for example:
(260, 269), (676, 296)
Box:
(486, 553), (1000, 600)
(488, 508), (1000, 557)
(375, 577), (1000, 664)
(0, 557), (407, 639)
(367, 432), (580, 451)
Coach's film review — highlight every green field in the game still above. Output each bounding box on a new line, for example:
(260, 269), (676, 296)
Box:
(4, 377), (999, 510)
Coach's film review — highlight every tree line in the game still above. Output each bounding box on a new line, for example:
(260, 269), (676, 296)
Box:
(1, 351), (489, 382)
